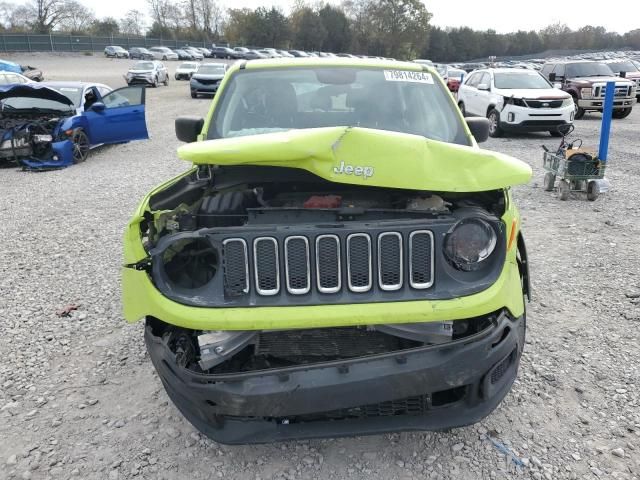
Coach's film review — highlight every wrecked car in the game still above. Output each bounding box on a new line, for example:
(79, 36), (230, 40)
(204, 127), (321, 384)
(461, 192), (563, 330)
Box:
(0, 83), (148, 169)
(122, 58), (532, 444)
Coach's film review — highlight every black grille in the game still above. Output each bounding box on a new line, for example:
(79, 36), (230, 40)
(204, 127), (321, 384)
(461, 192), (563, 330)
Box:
(410, 231), (433, 288)
(347, 234), (371, 290)
(520, 120), (566, 126)
(491, 348), (517, 384)
(255, 327), (421, 360)
(316, 236), (340, 292)
(379, 233), (402, 289)
(196, 78), (219, 85)
(254, 238), (279, 294)
(223, 239), (248, 296)
(285, 237), (309, 294)
(526, 99), (563, 108)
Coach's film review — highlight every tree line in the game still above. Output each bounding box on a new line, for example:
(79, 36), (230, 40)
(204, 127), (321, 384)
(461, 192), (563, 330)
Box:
(2, 0), (640, 61)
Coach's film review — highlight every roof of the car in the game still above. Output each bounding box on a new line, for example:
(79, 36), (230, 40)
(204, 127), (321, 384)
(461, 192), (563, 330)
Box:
(543, 59), (604, 64)
(42, 81), (109, 89)
(476, 68), (541, 74)
(237, 57), (431, 73)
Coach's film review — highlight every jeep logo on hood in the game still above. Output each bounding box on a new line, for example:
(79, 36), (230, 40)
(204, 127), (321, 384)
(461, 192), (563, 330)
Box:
(333, 161), (374, 179)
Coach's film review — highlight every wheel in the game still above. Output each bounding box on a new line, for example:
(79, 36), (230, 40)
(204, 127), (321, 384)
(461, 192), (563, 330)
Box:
(487, 109), (503, 137)
(152, 77), (158, 88)
(164, 75), (169, 86)
(458, 101), (466, 117)
(558, 180), (570, 201)
(163, 55), (167, 60)
(175, 75), (179, 80)
(549, 130), (562, 137)
(71, 129), (90, 164)
(543, 172), (556, 191)
(612, 108), (632, 119)
(587, 181), (600, 201)
(191, 91), (197, 98)
(573, 99), (585, 120)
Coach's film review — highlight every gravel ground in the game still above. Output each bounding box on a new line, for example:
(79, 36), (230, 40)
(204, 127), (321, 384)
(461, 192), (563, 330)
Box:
(1, 53), (639, 480)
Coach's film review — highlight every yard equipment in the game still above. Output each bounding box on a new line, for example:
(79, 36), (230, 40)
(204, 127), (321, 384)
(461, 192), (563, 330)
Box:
(542, 124), (606, 201)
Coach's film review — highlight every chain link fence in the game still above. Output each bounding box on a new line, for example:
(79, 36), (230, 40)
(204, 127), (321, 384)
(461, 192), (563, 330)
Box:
(0, 33), (212, 53)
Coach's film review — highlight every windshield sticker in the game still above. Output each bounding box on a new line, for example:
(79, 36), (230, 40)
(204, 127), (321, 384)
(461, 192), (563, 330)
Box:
(384, 70), (434, 84)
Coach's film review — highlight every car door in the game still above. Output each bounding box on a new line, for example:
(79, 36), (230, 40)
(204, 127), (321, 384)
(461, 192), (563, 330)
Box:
(474, 72), (492, 115)
(82, 86), (149, 145)
(461, 73), (480, 115)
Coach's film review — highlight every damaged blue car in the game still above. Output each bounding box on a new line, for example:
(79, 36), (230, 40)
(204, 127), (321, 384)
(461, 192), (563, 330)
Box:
(0, 83), (148, 169)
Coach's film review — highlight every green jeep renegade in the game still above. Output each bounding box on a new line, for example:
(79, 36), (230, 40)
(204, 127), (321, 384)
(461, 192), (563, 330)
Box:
(122, 58), (532, 444)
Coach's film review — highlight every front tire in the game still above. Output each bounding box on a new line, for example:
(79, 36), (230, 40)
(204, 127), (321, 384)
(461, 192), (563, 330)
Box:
(487, 109), (503, 137)
(458, 101), (466, 117)
(549, 130), (562, 137)
(543, 172), (556, 191)
(612, 108), (632, 119)
(573, 98), (585, 120)
(587, 181), (600, 201)
(558, 180), (570, 201)
(71, 129), (90, 164)
(164, 75), (169, 86)
(152, 77), (158, 88)
(191, 91), (197, 98)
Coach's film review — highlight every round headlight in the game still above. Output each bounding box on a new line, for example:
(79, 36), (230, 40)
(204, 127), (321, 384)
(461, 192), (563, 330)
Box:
(444, 218), (497, 271)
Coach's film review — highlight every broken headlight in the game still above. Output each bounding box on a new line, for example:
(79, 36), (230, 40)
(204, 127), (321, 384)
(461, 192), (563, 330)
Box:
(444, 218), (497, 271)
(160, 238), (219, 289)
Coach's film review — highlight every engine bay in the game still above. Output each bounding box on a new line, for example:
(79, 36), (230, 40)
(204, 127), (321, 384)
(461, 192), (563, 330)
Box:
(0, 113), (61, 162)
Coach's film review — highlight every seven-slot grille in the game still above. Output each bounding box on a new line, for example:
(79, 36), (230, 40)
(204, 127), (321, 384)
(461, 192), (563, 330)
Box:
(222, 231), (434, 297)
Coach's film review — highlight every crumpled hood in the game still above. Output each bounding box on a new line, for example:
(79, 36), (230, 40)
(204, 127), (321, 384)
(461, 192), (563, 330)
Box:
(177, 127), (532, 192)
(0, 84), (74, 105)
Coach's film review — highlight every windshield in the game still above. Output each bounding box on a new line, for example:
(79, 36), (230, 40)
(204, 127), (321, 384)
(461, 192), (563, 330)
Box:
(209, 67), (469, 145)
(198, 65), (225, 75)
(180, 63), (197, 69)
(132, 62), (154, 70)
(607, 61), (639, 73)
(46, 86), (82, 107)
(566, 62), (614, 77)
(1, 96), (72, 112)
(494, 71), (551, 89)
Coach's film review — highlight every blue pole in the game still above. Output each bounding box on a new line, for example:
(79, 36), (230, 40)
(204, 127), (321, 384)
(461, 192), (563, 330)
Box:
(598, 81), (615, 162)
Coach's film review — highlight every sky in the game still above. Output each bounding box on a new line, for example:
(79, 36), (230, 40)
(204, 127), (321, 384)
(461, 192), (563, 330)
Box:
(81, 0), (640, 35)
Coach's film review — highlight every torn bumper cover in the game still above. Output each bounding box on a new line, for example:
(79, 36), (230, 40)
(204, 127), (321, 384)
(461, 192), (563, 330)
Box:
(145, 310), (525, 444)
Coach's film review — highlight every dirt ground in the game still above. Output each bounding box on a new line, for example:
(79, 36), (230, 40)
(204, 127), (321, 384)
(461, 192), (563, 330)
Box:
(1, 53), (639, 480)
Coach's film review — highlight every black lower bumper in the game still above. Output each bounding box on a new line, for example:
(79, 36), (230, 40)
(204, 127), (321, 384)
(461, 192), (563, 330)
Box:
(501, 121), (570, 133)
(145, 311), (525, 444)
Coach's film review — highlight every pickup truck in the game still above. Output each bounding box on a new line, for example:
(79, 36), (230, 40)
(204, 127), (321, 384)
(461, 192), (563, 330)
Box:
(540, 60), (636, 119)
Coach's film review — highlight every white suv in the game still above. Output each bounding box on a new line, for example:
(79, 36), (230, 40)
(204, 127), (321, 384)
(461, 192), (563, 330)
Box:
(457, 68), (575, 137)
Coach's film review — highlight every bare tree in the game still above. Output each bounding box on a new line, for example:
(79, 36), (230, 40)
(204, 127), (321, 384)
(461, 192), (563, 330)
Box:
(57, 0), (94, 33)
(146, 0), (171, 31)
(25, 0), (73, 33)
(120, 9), (145, 36)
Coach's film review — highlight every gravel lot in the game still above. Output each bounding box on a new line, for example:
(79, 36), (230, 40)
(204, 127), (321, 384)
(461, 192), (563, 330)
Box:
(1, 53), (639, 480)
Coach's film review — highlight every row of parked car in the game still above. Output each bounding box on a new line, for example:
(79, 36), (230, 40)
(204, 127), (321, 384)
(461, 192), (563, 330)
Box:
(450, 57), (639, 137)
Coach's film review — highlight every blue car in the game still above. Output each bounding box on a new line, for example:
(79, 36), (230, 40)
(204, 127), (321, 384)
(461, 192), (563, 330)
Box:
(0, 82), (148, 169)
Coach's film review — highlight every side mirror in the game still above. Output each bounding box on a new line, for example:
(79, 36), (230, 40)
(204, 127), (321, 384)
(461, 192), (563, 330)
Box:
(477, 83), (490, 91)
(548, 73), (556, 82)
(175, 116), (204, 143)
(90, 102), (105, 112)
(619, 71), (626, 78)
(465, 117), (490, 143)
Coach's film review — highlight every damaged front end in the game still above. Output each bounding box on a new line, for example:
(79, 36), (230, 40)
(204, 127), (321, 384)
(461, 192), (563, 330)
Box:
(0, 84), (75, 168)
(146, 308), (525, 444)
